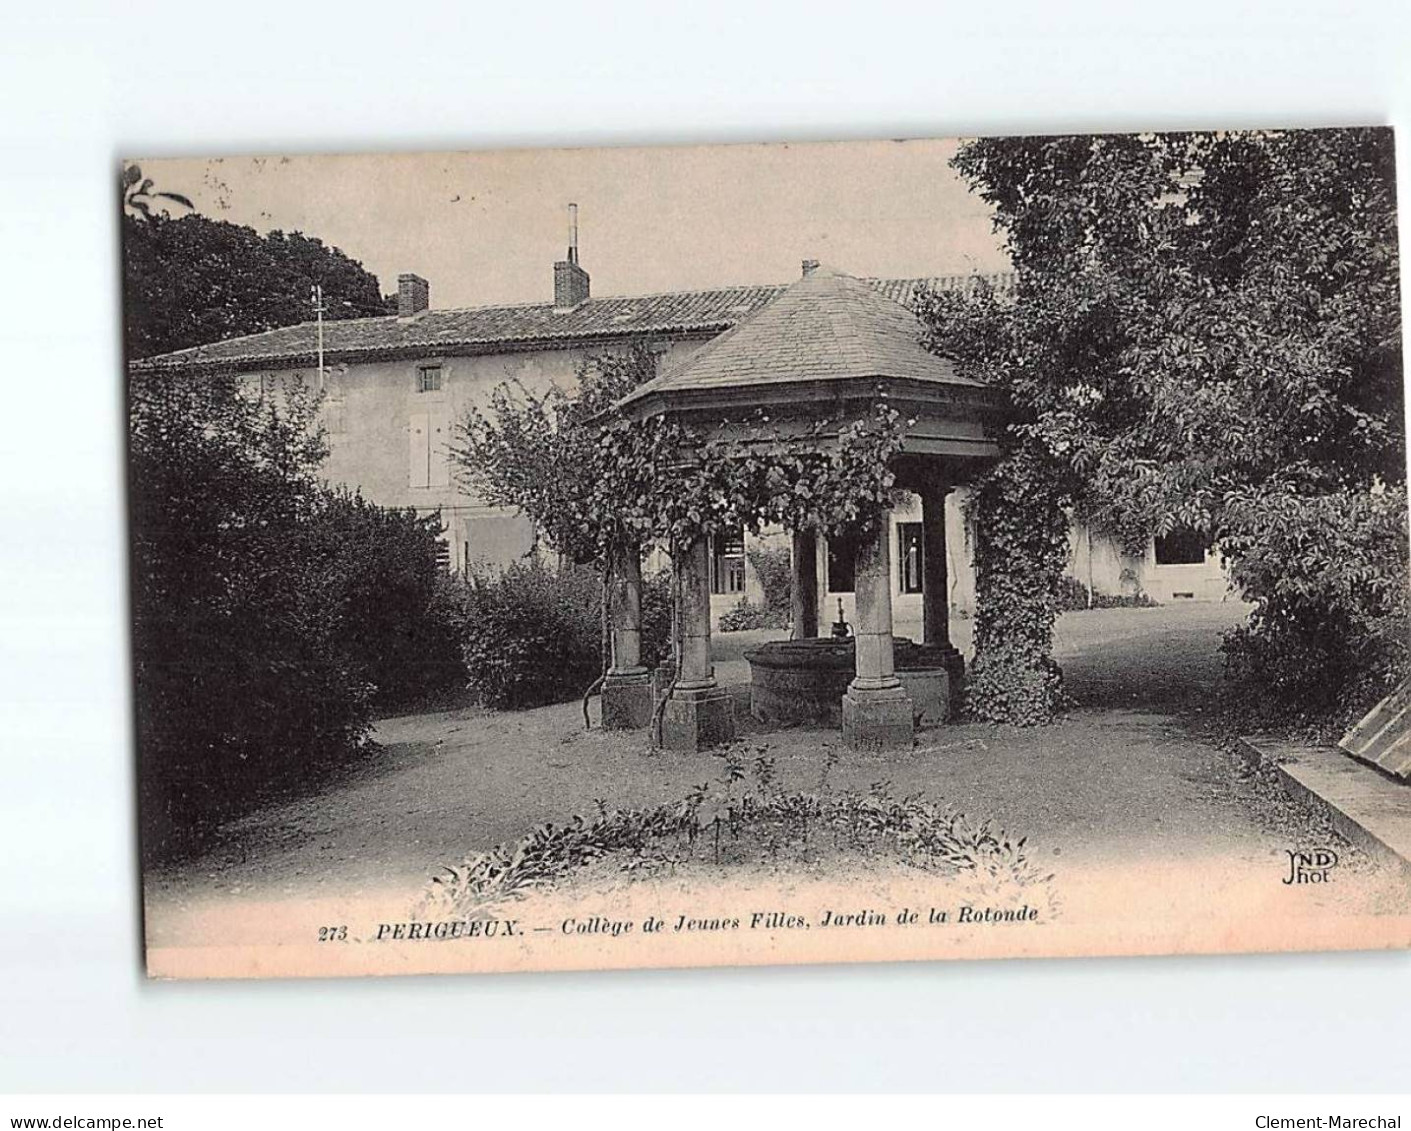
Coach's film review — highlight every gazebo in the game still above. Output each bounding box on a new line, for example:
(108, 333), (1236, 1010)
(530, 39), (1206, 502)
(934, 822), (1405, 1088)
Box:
(602, 263), (1003, 752)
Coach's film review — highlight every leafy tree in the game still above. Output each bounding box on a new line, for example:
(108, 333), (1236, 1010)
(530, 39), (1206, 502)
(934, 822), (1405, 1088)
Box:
(130, 371), (362, 855)
(130, 372), (463, 857)
(122, 186), (388, 359)
(921, 128), (1406, 725)
(454, 345), (658, 567)
(453, 344), (669, 720)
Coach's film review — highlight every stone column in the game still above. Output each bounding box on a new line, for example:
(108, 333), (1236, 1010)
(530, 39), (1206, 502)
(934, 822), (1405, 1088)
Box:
(790, 529), (820, 639)
(661, 537), (735, 751)
(601, 542), (652, 729)
(841, 511), (914, 750)
(921, 483), (951, 649)
(919, 478), (965, 717)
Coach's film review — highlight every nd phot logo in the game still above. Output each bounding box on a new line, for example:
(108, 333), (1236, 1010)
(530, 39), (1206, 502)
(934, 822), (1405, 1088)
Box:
(1283, 848), (1339, 885)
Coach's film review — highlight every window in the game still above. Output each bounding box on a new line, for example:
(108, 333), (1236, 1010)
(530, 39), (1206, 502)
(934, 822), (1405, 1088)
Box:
(710, 529), (746, 595)
(1154, 527), (1211, 566)
(827, 530), (858, 594)
(898, 522), (924, 593)
(416, 364), (443, 393)
(1154, 527), (1210, 566)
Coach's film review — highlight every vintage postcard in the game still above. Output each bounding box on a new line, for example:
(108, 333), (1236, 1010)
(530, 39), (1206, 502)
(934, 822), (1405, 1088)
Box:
(125, 130), (1411, 980)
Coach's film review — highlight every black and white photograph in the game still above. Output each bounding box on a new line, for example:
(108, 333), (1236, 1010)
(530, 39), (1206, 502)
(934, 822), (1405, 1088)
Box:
(122, 132), (1411, 980)
(5, 2), (1411, 1111)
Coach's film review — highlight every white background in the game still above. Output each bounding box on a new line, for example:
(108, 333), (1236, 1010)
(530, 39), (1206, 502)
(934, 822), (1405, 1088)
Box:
(1, 0), (1409, 1094)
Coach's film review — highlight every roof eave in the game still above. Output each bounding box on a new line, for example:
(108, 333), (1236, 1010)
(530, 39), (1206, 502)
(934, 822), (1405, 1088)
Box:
(618, 372), (999, 420)
(127, 323), (734, 376)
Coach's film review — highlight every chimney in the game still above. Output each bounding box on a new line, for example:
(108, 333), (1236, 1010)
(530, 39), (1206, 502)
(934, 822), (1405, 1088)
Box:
(801, 259), (820, 277)
(553, 203), (590, 310)
(397, 273), (430, 318)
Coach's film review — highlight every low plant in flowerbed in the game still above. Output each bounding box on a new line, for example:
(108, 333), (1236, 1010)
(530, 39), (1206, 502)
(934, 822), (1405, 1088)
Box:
(1056, 574), (1160, 612)
(419, 745), (1056, 920)
(717, 598), (788, 633)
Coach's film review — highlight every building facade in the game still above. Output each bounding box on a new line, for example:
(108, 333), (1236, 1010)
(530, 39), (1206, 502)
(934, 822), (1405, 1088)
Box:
(131, 246), (1231, 627)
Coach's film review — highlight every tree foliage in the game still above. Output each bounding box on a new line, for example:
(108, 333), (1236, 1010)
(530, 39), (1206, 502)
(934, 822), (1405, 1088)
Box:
(917, 278), (1075, 724)
(455, 345), (910, 564)
(123, 209), (388, 359)
(454, 346), (658, 566)
(627, 402), (908, 547)
(130, 372), (462, 858)
(1220, 484), (1410, 723)
(922, 127), (1406, 725)
(454, 345), (910, 726)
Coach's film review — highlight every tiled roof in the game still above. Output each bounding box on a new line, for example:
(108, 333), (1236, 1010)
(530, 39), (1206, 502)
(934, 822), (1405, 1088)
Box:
(128, 272), (1012, 374)
(617, 266), (986, 409)
(864, 274), (1010, 307)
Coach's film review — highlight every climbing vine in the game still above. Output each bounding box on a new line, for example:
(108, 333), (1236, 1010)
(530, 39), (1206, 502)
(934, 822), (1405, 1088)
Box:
(456, 352), (911, 733)
(964, 444), (1074, 725)
(458, 350), (909, 569)
(596, 398), (910, 554)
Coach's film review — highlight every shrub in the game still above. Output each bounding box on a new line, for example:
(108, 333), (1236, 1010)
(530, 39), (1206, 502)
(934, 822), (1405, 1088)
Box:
(746, 544), (793, 620)
(129, 374), (468, 860)
(460, 560), (605, 709)
(718, 598), (786, 633)
(457, 559), (674, 709)
(313, 491), (467, 710)
(639, 569), (673, 669)
(1219, 485), (1410, 730)
(422, 747), (1055, 920)
(130, 374), (372, 860)
(1056, 574), (1159, 611)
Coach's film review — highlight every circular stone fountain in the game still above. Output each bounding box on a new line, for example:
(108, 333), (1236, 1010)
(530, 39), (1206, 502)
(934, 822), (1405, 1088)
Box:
(743, 637), (963, 727)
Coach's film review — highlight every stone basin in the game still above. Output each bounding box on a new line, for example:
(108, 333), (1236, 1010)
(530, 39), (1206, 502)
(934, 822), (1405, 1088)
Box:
(743, 637), (964, 727)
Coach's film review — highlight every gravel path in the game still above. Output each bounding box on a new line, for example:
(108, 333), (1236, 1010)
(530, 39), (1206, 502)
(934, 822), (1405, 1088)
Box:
(144, 602), (1409, 948)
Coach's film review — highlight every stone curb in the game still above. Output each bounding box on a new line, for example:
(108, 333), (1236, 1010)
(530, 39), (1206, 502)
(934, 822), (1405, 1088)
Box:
(1238, 736), (1411, 880)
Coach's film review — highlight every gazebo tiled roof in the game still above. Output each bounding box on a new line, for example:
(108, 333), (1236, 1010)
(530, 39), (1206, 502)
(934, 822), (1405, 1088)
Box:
(613, 265), (1003, 468)
(617, 266), (986, 416)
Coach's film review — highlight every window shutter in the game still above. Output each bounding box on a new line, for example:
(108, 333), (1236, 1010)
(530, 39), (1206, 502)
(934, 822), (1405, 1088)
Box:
(408, 413), (429, 488)
(429, 412), (450, 487)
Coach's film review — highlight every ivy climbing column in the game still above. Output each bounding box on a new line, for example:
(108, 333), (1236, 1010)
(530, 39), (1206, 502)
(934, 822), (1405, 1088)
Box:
(841, 510), (914, 750)
(661, 537), (736, 751)
(602, 542), (653, 729)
